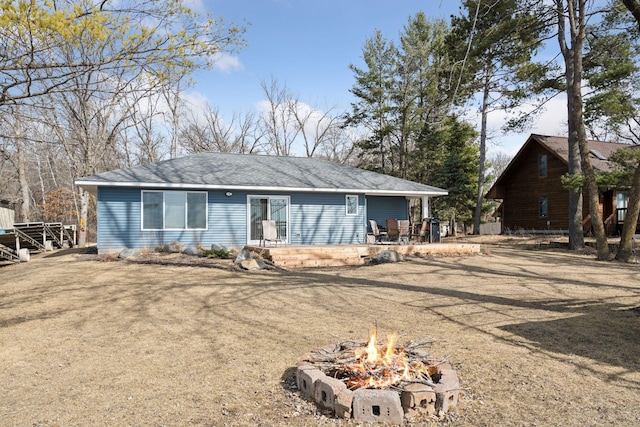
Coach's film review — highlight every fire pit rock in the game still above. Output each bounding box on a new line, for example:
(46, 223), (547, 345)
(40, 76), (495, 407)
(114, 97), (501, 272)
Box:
(295, 339), (460, 424)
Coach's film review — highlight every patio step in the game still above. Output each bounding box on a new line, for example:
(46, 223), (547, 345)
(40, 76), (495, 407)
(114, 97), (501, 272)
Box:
(245, 243), (482, 269)
(274, 257), (366, 268)
(250, 245), (367, 268)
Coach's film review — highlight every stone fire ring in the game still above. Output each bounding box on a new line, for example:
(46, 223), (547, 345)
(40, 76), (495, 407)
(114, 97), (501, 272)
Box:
(295, 345), (460, 424)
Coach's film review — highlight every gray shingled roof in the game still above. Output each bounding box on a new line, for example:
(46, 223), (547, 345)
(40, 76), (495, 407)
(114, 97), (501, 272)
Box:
(76, 152), (448, 197)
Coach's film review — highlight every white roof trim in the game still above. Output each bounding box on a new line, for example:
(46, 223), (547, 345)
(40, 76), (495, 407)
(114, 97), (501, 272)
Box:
(75, 180), (448, 197)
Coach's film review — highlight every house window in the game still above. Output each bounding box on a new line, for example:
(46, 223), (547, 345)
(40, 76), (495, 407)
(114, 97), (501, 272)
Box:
(346, 195), (358, 216)
(539, 154), (548, 177)
(617, 192), (628, 222)
(142, 190), (207, 230)
(539, 195), (548, 218)
(142, 192), (163, 229)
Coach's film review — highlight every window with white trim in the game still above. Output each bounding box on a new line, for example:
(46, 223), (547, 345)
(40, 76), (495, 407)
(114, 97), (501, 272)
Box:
(142, 190), (207, 230)
(346, 195), (358, 216)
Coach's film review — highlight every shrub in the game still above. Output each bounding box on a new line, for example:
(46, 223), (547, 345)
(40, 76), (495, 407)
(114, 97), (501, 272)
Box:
(201, 248), (232, 259)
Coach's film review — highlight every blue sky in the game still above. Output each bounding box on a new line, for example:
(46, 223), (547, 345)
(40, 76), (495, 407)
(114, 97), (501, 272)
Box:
(198, 1), (459, 108)
(188, 0), (570, 157)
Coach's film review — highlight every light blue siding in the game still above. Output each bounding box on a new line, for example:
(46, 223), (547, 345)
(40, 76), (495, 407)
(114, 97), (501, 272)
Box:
(366, 196), (409, 232)
(290, 193), (366, 244)
(97, 187), (247, 250)
(97, 188), (402, 250)
(209, 192), (247, 247)
(97, 187), (143, 249)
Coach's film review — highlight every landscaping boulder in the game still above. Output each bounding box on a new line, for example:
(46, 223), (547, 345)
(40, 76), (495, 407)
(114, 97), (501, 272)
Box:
(211, 243), (229, 252)
(182, 246), (201, 256)
(163, 240), (185, 253)
(118, 248), (139, 259)
(239, 258), (266, 271)
(234, 248), (252, 264)
(371, 250), (403, 264)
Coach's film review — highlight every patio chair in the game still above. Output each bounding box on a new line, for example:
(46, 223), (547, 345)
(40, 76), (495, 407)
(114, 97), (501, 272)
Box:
(369, 220), (387, 243)
(261, 220), (285, 247)
(398, 220), (410, 243)
(386, 219), (399, 242)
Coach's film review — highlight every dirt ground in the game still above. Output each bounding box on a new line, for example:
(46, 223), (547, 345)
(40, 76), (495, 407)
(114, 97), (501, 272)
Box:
(1, 236), (640, 426)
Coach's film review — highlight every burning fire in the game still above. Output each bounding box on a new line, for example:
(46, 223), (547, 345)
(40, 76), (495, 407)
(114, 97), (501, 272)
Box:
(340, 328), (433, 390)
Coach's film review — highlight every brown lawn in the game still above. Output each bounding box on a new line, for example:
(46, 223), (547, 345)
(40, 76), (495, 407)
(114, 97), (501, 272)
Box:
(1, 237), (640, 426)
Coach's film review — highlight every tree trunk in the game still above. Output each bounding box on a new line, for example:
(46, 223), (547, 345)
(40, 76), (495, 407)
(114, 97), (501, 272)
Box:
(15, 129), (31, 223)
(78, 187), (89, 247)
(566, 61), (585, 250)
(615, 0), (640, 262)
(450, 213), (457, 237)
(473, 68), (491, 235)
(565, 0), (609, 260)
(577, 131), (610, 260)
(558, 0), (585, 250)
(616, 165), (640, 262)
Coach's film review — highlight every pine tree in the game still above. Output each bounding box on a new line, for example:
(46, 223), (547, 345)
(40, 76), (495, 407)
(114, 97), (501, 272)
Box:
(448, 0), (551, 234)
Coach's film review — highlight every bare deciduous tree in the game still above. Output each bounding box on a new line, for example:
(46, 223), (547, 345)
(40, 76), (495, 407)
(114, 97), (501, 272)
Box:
(0, 0), (245, 108)
(122, 89), (168, 166)
(180, 104), (263, 154)
(292, 101), (343, 158)
(259, 78), (301, 156)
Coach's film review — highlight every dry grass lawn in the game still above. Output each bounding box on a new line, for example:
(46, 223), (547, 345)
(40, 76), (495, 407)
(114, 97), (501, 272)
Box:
(1, 237), (640, 426)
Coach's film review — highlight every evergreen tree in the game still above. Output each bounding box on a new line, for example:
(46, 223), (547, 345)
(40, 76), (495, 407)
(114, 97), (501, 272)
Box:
(423, 116), (479, 232)
(555, 0), (610, 259)
(449, 0), (551, 234)
(345, 31), (396, 174)
(583, 1), (640, 262)
(346, 15), (453, 180)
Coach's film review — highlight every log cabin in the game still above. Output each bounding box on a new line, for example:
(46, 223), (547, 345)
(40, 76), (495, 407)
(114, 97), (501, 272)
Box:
(486, 134), (639, 236)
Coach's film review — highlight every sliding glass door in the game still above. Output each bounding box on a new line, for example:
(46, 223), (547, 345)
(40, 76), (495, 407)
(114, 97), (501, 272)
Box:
(248, 196), (289, 244)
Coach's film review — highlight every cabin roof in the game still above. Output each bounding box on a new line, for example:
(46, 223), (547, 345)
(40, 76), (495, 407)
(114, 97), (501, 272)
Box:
(76, 152), (448, 197)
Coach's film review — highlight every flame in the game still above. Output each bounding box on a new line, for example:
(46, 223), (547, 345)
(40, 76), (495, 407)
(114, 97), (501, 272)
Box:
(365, 328), (379, 362)
(383, 333), (397, 363)
(347, 329), (415, 389)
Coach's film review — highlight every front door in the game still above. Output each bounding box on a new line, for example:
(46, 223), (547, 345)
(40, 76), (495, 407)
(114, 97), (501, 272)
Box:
(248, 196), (289, 245)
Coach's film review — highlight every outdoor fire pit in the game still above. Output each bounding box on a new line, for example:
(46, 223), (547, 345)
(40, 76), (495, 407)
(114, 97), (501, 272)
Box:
(295, 330), (460, 424)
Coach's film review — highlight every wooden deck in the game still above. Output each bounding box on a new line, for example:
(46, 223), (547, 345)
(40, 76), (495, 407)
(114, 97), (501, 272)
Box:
(0, 222), (77, 263)
(245, 243), (481, 268)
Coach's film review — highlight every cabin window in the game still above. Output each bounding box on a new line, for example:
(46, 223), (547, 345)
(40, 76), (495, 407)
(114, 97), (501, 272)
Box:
(539, 154), (548, 177)
(539, 195), (548, 218)
(617, 192), (628, 222)
(346, 195), (359, 216)
(142, 190), (207, 230)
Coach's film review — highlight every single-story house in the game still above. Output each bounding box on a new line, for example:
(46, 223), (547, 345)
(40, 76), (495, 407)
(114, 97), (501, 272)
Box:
(486, 133), (639, 235)
(75, 153), (448, 254)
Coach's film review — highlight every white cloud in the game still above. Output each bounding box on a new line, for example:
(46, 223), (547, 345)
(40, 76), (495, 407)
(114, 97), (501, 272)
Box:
(182, 0), (205, 12)
(476, 94), (569, 157)
(180, 90), (212, 123)
(211, 53), (243, 73)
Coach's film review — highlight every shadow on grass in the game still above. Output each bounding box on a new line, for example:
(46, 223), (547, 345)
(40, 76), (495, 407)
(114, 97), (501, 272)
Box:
(3, 245), (640, 390)
(42, 246), (97, 258)
(499, 309), (640, 381)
